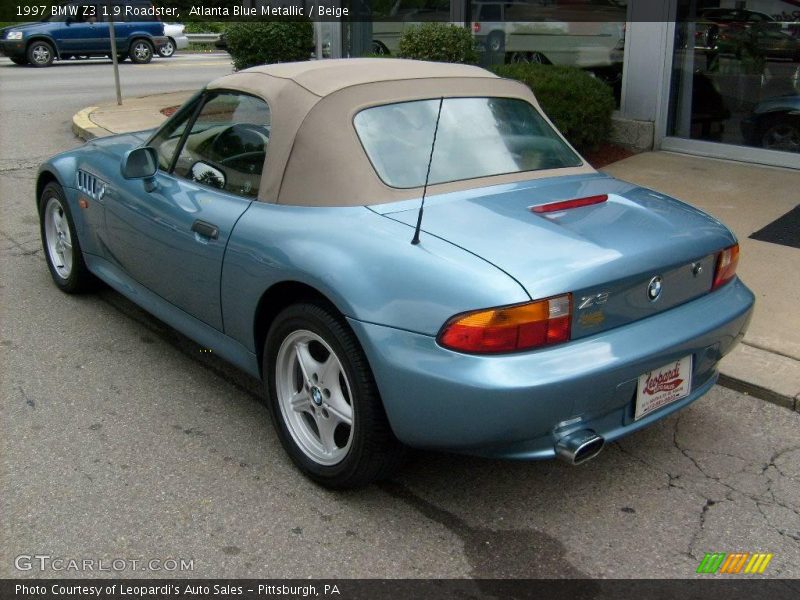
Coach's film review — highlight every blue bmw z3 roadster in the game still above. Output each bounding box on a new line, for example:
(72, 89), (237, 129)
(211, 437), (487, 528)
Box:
(37, 59), (754, 487)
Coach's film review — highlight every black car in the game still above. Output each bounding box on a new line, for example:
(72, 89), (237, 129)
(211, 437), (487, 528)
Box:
(741, 94), (800, 153)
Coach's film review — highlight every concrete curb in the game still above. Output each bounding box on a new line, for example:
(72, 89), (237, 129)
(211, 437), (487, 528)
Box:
(72, 91), (191, 142)
(72, 106), (111, 141)
(718, 374), (798, 412)
(718, 343), (800, 412)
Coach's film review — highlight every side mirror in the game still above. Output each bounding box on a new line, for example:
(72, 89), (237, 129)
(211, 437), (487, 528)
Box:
(122, 147), (158, 190)
(190, 161), (226, 190)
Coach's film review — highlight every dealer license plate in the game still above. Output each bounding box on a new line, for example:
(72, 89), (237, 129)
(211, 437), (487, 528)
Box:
(635, 356), (693, 420)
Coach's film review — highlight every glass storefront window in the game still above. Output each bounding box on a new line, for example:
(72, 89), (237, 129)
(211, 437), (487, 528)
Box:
(341, 1), (626, 106)
(669, 0), (800, 154)
(343, 1), (453, 57)
(471, 1), (627, 104)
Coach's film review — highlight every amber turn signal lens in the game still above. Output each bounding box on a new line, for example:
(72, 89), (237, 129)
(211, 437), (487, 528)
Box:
(438, 295), (572, 354)
(712, 244), (739, 290)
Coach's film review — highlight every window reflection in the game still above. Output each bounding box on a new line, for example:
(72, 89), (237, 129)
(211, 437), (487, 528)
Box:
(344, 1), (626, 107)
(669, 0), (800, 154)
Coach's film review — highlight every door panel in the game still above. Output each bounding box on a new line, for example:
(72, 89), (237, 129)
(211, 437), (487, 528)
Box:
(58, 5), (109, 53)
(101, 90), (271, 331)
(103, 173), (251, 330)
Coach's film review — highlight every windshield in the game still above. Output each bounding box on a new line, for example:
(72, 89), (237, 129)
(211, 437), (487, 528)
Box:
(354, 97), (583, 189)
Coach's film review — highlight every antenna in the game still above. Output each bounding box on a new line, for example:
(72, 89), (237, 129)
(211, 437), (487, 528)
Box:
(411, 97), (444, 245)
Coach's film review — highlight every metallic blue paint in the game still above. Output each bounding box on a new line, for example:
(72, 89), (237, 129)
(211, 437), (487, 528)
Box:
(348, 279), (752, 454)
(37, 128), (755, 459)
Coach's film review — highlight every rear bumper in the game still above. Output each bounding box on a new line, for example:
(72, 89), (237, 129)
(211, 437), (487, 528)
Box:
(172, 35), (189, 50)
(349, 278), (754, 458)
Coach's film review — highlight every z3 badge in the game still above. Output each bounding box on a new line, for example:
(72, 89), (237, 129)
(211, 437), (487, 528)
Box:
(577, 292), (609, 329)
(577, 292), (610, 310)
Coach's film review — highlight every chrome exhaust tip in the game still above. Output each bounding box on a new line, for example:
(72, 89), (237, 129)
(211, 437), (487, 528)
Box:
(555, 429), (605, 465)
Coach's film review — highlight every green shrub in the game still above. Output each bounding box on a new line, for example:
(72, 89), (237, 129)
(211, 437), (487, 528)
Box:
(398, 23), (478, 65)
(225, 21), (313, 71)
(491, 63), (615, 152)
(184, 22), (227, 34)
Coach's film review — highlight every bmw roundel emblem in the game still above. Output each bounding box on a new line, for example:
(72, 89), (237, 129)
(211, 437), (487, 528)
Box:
(647, 276), (663, 302)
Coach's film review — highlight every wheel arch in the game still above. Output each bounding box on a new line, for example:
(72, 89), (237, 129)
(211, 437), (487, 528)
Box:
(252, 280), (347, 379)
(372, 39), (390, 55)
(36, 169), (63, 213)
(26, 35), (60, 59)
(126, 35), (154, 53)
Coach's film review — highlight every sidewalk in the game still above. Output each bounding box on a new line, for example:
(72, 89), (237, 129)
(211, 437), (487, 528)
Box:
(72, 95), (800, 412)
(72, 91), (192, 139)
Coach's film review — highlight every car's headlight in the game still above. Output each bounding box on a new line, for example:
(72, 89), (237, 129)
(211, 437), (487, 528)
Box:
(5, 31), (23, 40)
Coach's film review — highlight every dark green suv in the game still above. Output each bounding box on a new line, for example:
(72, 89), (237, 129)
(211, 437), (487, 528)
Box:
(1, 1), (167, 67)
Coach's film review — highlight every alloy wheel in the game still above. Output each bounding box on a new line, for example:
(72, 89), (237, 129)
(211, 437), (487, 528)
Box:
(133, 42), (151, 61)
(275, 330), (354, 466)
(31, 44), (51, 65)
(43, 197), (73, 280)
(160, 40), (175, 57)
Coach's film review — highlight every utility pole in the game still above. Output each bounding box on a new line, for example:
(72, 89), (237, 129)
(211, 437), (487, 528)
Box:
(107, 1), (122, 105)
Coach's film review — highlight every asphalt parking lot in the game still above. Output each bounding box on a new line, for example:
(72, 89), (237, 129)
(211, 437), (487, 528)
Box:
(1, 55), (799, 580)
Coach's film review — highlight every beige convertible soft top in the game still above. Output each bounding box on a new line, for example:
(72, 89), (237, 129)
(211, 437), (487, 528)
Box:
(206, 58), (594, 206)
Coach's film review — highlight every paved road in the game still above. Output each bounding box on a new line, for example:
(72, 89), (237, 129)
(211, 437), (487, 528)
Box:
(1, 55), (799, 580)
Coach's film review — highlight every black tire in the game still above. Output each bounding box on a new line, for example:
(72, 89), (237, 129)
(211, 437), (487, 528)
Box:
(371, 40), (390, 56)
(159, 37), (176, 58)
(129, 39), (154, 64)
(27, 40), (55, 67)
(264, 302), (406, 489)
(509, 51), (548, 65)
(758, 114), (800, 152)
(487, 30), (505, 53)
(9, 56), (28, 66)
(38, 182), (95, 294)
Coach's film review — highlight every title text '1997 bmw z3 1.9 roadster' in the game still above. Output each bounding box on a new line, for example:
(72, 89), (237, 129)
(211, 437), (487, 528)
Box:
(37, 59), (754, 488)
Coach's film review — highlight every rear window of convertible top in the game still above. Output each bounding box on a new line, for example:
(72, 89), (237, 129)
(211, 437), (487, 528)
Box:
(353, 97), (583, 189)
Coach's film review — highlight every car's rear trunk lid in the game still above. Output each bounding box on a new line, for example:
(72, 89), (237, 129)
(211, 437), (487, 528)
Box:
(379, 174), (736, 339)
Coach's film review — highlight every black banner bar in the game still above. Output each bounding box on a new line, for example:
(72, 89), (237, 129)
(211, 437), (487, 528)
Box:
(4, 0), (798, 24)
(2, 579), (800, 600)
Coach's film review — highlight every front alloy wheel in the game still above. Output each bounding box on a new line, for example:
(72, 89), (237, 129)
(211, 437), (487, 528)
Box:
(39, 182), (95, 293)
(265, 302), (405, 488)
(27, 41), (54, 67)
(130, 40), (154, 64)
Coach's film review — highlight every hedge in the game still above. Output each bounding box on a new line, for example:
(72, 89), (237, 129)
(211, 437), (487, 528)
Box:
(225, 21), (313, 71)
(492, 63), (615, 152)
(398, 22), (478, 65)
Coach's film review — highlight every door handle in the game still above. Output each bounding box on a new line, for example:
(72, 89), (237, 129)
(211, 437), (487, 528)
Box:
(191, 220), (219, 240)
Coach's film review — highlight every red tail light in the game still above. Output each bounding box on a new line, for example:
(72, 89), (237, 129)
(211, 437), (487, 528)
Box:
(531, 195), (608, 214)
(472, 22), (481, 33)
(438, 295), (572, 354)
(712, 244), (739, 290)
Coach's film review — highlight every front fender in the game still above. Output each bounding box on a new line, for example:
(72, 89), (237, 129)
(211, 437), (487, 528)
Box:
(25, 35), (61, 58)
(38, 150), (100, 255)
(220, 203), (530, 353)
